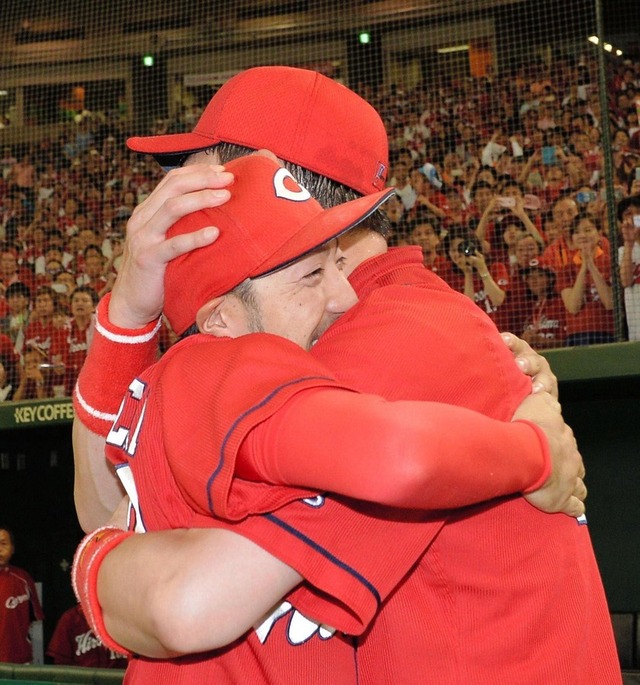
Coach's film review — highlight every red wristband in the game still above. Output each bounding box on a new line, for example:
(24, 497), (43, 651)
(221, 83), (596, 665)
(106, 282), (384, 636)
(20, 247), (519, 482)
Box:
(72, 526), (135, 657)
(73, 293), (161, 436)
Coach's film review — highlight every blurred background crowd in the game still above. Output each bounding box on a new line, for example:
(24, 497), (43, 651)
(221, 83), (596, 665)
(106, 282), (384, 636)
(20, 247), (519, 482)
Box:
(0, 0), (638, 403)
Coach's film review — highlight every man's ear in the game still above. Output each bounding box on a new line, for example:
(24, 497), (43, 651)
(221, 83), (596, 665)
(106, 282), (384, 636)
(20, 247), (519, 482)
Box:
(196, 296), (230, 336)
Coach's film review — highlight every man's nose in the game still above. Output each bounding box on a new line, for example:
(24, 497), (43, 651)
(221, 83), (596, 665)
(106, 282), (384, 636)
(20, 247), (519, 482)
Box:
(326, 272), (358, 314)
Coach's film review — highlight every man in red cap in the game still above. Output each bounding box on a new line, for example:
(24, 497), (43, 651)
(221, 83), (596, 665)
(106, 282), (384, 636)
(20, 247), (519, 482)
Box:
(72, 68), (619, 684)
(73, 66), (566, 527)
(73, 152), (578, 682)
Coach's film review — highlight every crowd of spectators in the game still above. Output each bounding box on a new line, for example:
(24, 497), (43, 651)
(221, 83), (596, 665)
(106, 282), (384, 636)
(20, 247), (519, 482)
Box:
(1, 52), (640, 401)
(364, 53), (640, 349)
(0, 116), (171, 401)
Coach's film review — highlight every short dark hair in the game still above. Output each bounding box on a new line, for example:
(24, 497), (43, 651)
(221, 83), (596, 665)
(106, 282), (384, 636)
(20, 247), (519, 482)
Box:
(617, 194), (640, 221)
(179, 278), (261, 340)
(35, 285), (55, 299)
(204, 142), (391, 237)
(71, 285), (99, 306)
(473, 180), (495, 197)
(404, 210), (441, 235)
(0, 527), (15, 546)
(5, 282), (30, 300)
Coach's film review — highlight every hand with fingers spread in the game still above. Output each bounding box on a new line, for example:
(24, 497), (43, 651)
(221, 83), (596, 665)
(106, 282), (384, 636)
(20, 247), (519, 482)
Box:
(513, 391), (586, 517)
(108, 164), (234, 330)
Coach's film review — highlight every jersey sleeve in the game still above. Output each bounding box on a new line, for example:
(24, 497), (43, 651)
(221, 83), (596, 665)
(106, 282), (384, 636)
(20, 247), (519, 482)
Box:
(187, 496), (444, 636)
(238, 387), (551, 509)
(157, 334), (354, 521)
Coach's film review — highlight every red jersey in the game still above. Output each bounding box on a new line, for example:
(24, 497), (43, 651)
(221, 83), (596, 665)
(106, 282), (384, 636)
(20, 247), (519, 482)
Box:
(493, 267), (534, 334)
(47, 604), (127, 668)
(0, 332), (18, 361)
(50, 317), (93, 394)
(294, 247), (618, 684)
(76, 274), (109, 296)
(521, 295), (568, 347)
(439, 259), (510, 322)
(544, 235), (611, 272)
(23, 319), (66, 360)
(105, 328), (544, 684)
(106, 334), (361, 684)
(556, 250), (615, 336)
(0, 565), (44, 664)
(105, 248), (619, 684)
(423, 254), (449, 277)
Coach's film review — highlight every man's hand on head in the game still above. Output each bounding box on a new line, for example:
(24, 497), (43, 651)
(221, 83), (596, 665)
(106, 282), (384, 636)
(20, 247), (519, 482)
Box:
(109, 164), (234, 330)
(513, 391), (586, 517)
(502, 332), (558, 399)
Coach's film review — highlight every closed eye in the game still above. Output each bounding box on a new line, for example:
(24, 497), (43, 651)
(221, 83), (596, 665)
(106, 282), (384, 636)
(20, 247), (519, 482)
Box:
(303, 268), (324, 281)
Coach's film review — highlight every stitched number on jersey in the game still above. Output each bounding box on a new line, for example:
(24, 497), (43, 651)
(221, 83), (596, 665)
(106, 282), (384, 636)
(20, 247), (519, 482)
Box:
(106, 378), (149, 457)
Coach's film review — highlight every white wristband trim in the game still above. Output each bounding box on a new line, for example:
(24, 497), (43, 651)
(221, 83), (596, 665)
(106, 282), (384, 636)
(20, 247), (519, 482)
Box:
(94, 314), (162, 345)
(74, 383), (119, 424)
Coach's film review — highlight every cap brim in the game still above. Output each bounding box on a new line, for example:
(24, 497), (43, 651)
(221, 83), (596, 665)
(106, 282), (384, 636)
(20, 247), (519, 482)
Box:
(127, 131), (220, 157)
(256, 187), (395, 278)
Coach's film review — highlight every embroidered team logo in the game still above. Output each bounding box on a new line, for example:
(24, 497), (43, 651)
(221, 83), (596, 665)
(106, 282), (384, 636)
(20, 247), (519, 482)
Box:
(273, 168), (311, 202)
(373, 161), (388, 190)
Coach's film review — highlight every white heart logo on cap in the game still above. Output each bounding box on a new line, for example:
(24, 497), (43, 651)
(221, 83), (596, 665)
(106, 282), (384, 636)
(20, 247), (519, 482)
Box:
(273, 167), (311, 202)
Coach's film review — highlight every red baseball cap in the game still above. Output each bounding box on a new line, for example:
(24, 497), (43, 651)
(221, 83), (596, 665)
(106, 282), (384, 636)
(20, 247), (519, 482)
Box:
(127, 66), (389, 196)
(164, 154), (393, 335)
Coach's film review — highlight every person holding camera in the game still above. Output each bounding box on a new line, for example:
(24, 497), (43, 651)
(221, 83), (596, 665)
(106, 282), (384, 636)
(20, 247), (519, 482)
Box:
(12, 345), (52, 401)
(441, 225), (508, 323)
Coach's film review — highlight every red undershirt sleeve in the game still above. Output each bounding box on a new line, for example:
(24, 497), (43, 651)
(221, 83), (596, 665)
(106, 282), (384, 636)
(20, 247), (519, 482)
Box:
(237, 387), (550, 510)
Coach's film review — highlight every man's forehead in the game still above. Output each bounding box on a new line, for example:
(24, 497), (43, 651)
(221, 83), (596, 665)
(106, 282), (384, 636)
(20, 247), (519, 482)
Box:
(286, 239), (337, 269)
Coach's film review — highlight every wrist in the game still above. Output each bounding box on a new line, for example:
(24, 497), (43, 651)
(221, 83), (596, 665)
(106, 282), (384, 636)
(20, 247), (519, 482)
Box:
(108, 289), (161, 331)
(73, 293), (161, 436)
(513, 420), (552, 493)
(72, 527), (134, 657)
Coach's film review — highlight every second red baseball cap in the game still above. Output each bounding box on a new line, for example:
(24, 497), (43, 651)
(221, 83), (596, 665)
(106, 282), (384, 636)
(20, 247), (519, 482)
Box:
(127, 66), (389, 196)
(163, 154), (393, 335)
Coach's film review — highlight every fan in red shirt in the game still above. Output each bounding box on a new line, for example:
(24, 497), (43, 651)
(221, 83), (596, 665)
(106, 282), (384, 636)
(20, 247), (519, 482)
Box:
(51, 285), (97, 394)
(521, 262), (567, 349)
(557, 213), (615, 345)
(0, 528), (44, 664)
(440, 225), (509, 323)
(24, 286), (67, 363)
(405, 210), (448, 274)
(47, 604), (127, 669)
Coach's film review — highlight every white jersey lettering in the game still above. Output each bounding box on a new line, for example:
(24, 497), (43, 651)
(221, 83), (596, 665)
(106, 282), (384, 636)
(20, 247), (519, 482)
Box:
(107, 378), (148, 456)
(5, 592), (29, 609)
(254, 601), (335, 645)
